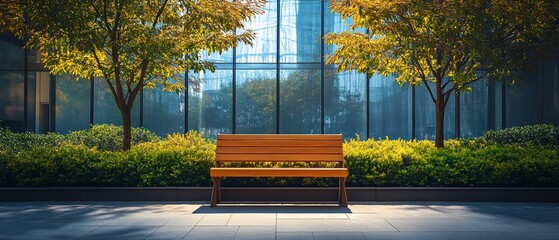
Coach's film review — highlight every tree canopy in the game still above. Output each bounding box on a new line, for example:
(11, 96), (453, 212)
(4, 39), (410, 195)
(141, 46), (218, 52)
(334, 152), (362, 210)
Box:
(1, 0), (264, 149)
(325, 0), (558, 147)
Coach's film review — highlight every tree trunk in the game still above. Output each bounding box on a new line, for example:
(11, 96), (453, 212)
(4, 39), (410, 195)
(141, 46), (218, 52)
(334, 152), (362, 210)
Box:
(121, 108), (132, 151)
(435, 99), (445, 148)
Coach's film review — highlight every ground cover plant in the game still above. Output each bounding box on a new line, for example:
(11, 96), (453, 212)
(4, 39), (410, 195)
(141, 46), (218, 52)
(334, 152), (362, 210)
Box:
(0, 124), (557, 187)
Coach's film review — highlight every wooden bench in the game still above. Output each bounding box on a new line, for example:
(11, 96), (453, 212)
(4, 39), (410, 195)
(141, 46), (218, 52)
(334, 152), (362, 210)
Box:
(210, 134), (348, 207)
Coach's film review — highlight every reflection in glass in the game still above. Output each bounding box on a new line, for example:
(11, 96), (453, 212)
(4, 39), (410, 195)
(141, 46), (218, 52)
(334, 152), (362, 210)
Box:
(324, 3), (363, 56)
(460, 80), (488, 138)
(55, 75), (90, 134)
(236, 0), (277, 63)
(144, 83), (185, 137)
(188, 71), (232, 138)
(0, 37), (24, 70)
(280, 0), (321, 62)
(93, 78), (139, 127)
(324, 69), (366, 138)
(369, 75), (412, 139)
(201, 50), (233, 63)
(280, 69), (321, 133)
(26, 72), (37, 132)
(415, 82), (455, 140)
(236, 70), (276, 133)
(506, 73), (541, 127)
(0, 72), (25, 131)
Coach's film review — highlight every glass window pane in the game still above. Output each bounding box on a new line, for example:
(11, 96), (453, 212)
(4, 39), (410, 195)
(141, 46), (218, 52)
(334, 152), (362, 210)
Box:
(415, 82), (456, 140)
(236, 0), (277, 63)
(0, 36), (24, 70)
(55, 75), (90, 134)
(236, 70), (277, 133)
(324, 3), (363, 56)
(280, 0), (321, 63)
(201, 50), (232, 63)
(369, 75), (412, 139)
(506, 73), (541, 127)
(460, 80), (488, 138)
(144, 83), (185, 137)
(93, 78), (139, 127)
(0, 72), (25, 131)
(26, 72), (36, 132)
(324, 70), (366, 138)
(279, 69), (321, 133)
(188, 70), (232, 138)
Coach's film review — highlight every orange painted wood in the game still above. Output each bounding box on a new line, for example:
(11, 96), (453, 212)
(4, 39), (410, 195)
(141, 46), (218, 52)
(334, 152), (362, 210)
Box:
(217, 134), (342, 141)
(217, 139), (342, 147)
(216, 154), (343, 162)
(211, 134), (347, 207)
(210, 168), (348, 177)
(216, 146), (342, 154)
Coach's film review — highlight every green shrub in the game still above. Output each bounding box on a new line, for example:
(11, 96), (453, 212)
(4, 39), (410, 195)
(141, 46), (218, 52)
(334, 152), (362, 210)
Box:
(482, 124), (559, 147)
(131, 131), (215, 186)
(344, 138), (559, 187)
(7, 144), (133, 187)
(1, 128), (558, 187)
(0, 127), (65, 154)
(66, 124), (160, 151)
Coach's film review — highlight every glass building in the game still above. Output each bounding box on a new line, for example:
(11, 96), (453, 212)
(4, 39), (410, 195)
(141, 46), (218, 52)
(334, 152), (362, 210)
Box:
(1, 0), (558, 139)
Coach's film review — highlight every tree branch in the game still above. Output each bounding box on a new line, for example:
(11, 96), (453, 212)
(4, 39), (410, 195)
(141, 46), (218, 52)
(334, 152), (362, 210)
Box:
(422, 79), (437, 104)
(91, 46), (122, 110)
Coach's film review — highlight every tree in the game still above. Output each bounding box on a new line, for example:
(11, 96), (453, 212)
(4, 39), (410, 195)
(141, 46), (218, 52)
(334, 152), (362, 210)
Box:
(325, 0), (558, 148)
(0, 0), (264, 150)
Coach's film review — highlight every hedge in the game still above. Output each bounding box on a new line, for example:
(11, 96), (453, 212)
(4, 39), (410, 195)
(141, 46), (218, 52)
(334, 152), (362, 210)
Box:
(0, 125), (558, 187)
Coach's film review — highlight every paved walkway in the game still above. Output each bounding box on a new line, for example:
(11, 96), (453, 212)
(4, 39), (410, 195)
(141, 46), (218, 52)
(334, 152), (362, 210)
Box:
(0, 202), (557, 240)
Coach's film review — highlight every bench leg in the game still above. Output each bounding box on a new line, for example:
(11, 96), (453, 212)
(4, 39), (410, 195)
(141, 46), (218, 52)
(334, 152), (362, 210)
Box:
(211, 177), (220, 207)
(339, 177), (348, 207)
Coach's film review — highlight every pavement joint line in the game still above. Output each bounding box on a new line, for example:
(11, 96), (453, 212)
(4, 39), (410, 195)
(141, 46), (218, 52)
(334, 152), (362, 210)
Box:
(180, 224), (195, 240)
(143, 218), (169, 240)
(225, 213), (233, 226)
(384, 219), (400, 232)
(233, 225), (240, 240)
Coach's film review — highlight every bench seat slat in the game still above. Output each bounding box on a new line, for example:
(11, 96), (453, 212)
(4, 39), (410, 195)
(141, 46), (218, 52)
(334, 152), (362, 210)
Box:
(218, 134), (342, 141)
(216, 146), (342, 154)
(210, 168), (348, 177)
(216, 154), (343, 162)
(218, 140), (342, 147)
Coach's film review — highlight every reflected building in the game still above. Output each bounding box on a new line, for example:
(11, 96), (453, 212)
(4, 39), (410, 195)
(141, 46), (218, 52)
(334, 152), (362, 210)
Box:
(1, 0), (558, 139)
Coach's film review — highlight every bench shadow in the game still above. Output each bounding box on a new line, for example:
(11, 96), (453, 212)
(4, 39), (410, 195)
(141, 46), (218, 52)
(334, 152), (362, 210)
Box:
(193, 203), (352, 214)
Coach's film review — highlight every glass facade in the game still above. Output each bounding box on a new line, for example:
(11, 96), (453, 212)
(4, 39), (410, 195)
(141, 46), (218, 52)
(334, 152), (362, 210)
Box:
(415, 82), (456, 140)
(144, 84), (186, 137)
(280, 69), (321, 133)
(1, 1), (558, 139)
(369, 75), (412, 139)
(236, 70), (277, 134)
(461, 80), (488, 138)
(54, 75), (90, 134)
(0, 72), (25, 132)
(93, 78), (140, 127)
(188, 70), (232, 136)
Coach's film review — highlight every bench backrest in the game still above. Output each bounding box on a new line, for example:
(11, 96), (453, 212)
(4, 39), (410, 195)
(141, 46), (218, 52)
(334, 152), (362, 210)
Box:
(216, 134), (343, 166)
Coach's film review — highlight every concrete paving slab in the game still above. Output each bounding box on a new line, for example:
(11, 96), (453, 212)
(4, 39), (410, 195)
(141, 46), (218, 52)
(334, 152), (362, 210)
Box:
(79, 226), (159, 240)
(313, 232), (368, 240)
(276, 232), (315, 240)
(385, 219), (474, 231)
(197, 214), (232, 226)
(165, 215), (205, 225)
(145, 225), (194, 240)
(227, 214), (276, 226)
(234, 226), (276, 240)
(184, 226), (239, 240)
(277, 213), (349, 219)
(0, 201), (557, 239)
